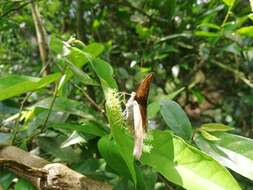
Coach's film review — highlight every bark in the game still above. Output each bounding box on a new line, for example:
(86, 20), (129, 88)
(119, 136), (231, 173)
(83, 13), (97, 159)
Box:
(31, 2), (50, 75)
(0, 146), (112, 190)
(76, 0), (86, 42)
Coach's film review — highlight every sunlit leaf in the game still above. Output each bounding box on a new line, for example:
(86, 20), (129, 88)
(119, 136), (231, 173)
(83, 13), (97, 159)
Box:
(0, 73), (61, 101)
(237, 26), (253, 37)
(194, 132), (253, 181)
(200, 130), (220, 141)
(200, 123), (233, 132)
(141, 130), (241, 190)
(222, 0), (235, 7)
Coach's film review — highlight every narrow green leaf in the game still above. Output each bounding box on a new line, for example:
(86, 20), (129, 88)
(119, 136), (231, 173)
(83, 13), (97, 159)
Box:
(194, 132), (253, 181)
(160, 100), (192, 140)
(141, 130), (241, 190)
(60, 131), (86, 148)
(51, 123), (108, 137)
(200, 130), (220, 141)
(200, 123), (233, 132)
(237, 26), (253, 37)
(0, 73), (61, 101)
(194, 31), (220, 37)
(32, 97), (88, 118)
(65, 60), (99, 86)
(248, 13), (253, 21)
(38, 135), (81, 163)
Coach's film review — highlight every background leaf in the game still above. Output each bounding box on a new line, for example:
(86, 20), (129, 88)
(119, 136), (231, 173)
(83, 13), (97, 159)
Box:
(160, 100), (192, 140)
(0, 73), (60, 101)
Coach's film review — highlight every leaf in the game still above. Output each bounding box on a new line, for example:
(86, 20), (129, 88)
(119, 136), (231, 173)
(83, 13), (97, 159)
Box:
(0, 73), (61, 101)
(140, 130), (241, 190)
(0, 170), (15, 190)
(51, 123), (108, 137)
(248, 13), (253, 21)
(222, 0), (235, 7)
(60, 131), (86, 148)
(104, 88), (136, 184)
(98, 135), (156, 190)
(148, 87), (185, 118)
(160, 100), (192, 140)
(249, 0), (253, 11)
(237, 26), (253, 37)
(200, 130), (220, 141)
(90, 58), (118, 89)
(98, 135), (132, 179)
(32, 97), (88, 118)
(194, 132), (253, 181)
(65, 60), (99, 86)
(67, 43), (104, 68)
(14, 178), (36, 190)
(38, 135), (81, 163)
(200, 123), (233, 132)
(194, 31), (220, 38)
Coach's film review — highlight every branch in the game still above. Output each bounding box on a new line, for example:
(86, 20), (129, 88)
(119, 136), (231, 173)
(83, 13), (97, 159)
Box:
(212, 60), (253, 88)
(0, 145), (112, 190)
(0, 0), (36, 18)
(31, 1), (50, 75)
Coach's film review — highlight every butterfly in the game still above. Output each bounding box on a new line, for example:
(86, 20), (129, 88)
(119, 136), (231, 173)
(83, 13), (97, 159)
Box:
(125, 73), (153, 159)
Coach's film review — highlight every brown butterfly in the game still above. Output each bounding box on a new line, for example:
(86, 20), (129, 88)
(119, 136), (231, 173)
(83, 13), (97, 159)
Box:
(125, 73), (153, 159)
(135, 73), (153, 131)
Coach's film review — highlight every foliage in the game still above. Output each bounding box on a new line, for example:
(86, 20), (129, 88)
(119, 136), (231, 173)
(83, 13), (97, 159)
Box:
(1, 0), (253, 189)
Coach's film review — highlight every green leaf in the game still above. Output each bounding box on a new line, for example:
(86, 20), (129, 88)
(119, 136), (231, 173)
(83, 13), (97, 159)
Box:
(237, 26), (253, 37)
(60, 131), (86, 148)
(51, 123), (108, 137)
(248, 13), (253, 21)
(194, 132), (253, 181)
(200, 123), (233, 132)
(148, 87), (185, 118)
(222, 0), (235, 7)
(32, 97), (88, 118)
(14, 178), (36, 190)
(0, 73), (61, 101)
(90, 58), (118, 89)
(141, 130), (241, 190)
(104, 88), (136, 184)
(65, 60), (99, 86)
(98, 135), (156, 190)
(98, 135), (132, 178)
(67, 43), (104, 68)
(0, 170), (15, 190)
(194, 31), (220, 38)
(38, 135), (81, 163)
(160, 100), (192, 140)
(200, 130), (220, 141)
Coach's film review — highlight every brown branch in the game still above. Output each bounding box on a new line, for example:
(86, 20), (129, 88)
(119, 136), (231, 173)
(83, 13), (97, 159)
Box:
(31, 1), (50, 75)
(0, 145), (112, 190)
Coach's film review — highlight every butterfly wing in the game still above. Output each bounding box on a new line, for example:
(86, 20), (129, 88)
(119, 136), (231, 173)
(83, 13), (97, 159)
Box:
(135, 73), (153, 131)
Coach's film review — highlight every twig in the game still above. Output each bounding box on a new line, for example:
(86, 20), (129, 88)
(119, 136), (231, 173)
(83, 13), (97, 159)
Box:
(0, 0), (37, 18)
(40, 82), (59, 133)
(70, 80), (106, 116)
(212, 60), (253, 88)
